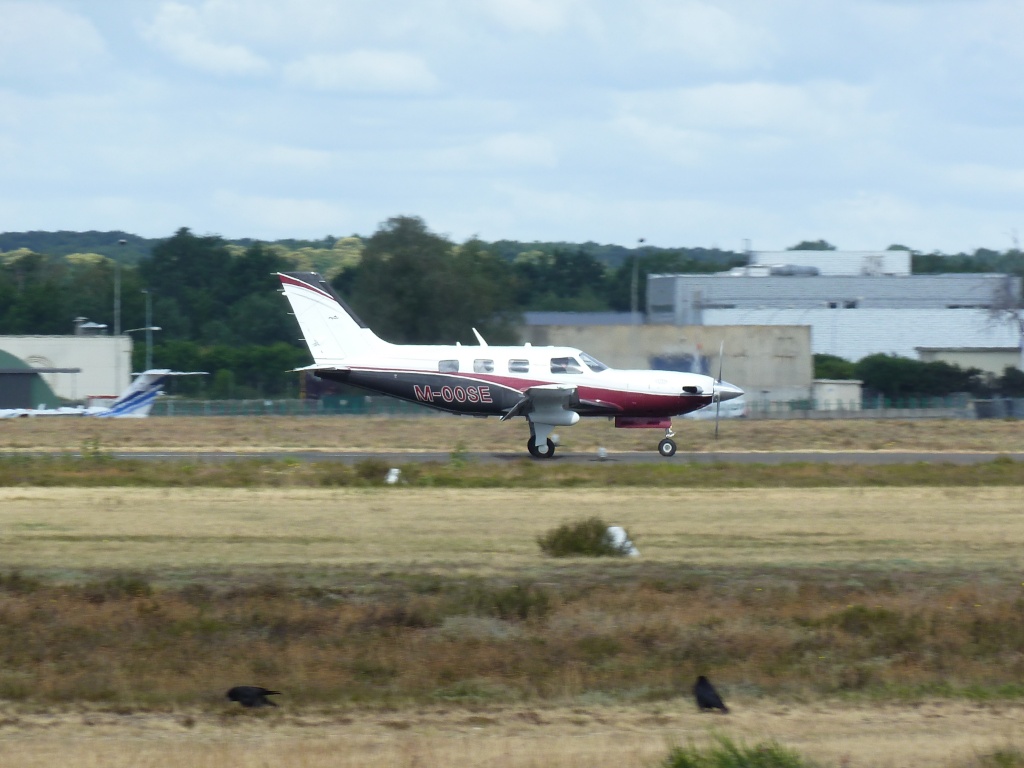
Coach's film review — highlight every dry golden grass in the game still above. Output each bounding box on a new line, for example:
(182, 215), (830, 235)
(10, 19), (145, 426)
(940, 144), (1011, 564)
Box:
(4, 484), (1024, 766)
(1, 414), (1023, 453)
(0, 486), (1020, 572)
(0, 702), (1022, 768)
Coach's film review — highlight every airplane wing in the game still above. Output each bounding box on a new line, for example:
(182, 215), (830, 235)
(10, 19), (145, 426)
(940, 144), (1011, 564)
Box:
(500, 383), (579, 422)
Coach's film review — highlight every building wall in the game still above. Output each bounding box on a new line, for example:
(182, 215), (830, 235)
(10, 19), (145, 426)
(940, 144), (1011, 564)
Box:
(812, 379), (863, 410)
(0, 336), (132, 400)
(750, 250), (911, 276)
(646, 273), (1021, 325)
(519, 324), (812, 402)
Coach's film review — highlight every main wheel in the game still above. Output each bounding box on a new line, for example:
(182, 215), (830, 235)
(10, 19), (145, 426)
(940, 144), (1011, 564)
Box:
(658, 438), (677, 457)
(527, 438), (556, 458)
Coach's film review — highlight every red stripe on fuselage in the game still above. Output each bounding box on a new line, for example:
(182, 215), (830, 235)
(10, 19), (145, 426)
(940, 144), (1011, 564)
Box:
(338, 366), (712, 417)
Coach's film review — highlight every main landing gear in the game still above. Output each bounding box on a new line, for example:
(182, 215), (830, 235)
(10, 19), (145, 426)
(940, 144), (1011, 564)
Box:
(657, 427), (677, 458)
(527, 437), (556, 458)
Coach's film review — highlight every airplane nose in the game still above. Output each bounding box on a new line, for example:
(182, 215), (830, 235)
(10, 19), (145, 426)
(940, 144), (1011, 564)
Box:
(714, 380), (744, 402)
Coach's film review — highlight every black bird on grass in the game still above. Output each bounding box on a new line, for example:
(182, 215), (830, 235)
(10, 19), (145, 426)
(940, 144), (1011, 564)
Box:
(693, 675), (729, 713)
(226, 685), (281, 708)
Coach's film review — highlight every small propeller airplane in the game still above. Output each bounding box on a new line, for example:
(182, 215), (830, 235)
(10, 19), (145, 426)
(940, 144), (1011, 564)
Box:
(0, 370), (204, 419)
(277, 272), (743, 457)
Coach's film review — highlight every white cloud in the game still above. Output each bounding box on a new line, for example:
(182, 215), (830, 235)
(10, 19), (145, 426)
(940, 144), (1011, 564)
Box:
(619, 81), (877, 138)
(212, 191), (357, 237)
(941, 163), (1024, 194)
(0, 2), (106, 81)
(283, 50), (438, 93)
(479, 0), (582, 33)
(633, 1), (778, 72)
(143, 1), (270, 76)
(424, 133), (558, 171)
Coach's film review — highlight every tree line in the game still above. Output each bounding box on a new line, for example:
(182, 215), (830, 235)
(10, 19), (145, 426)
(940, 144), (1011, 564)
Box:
(814, 354), (1024, 400)
(1, 218), (1022, 400)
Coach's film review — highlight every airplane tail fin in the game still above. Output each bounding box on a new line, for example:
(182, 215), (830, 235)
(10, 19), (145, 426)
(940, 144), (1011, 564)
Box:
(277, 272), (387, 364)
(95, 370), (205, 418)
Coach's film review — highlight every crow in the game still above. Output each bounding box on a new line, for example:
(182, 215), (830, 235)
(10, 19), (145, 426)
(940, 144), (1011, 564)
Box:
(693, 675), (728, 713)
(226, 685), (281, 708)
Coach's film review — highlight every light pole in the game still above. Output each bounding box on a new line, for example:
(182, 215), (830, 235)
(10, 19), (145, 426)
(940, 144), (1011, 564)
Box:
(137, 287), (156, 370)
(114, 239), (125, 393)
(125, 325), (161, 371)
(631, 237), (644, 325)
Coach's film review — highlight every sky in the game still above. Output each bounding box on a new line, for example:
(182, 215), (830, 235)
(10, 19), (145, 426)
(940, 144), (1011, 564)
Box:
(1, 0), (1022, 253)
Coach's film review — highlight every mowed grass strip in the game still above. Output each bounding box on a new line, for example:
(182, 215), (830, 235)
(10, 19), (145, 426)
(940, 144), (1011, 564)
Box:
(2, 415), (1024, 453)
(1, 453), (1023, 488)
(0, 487), (1024, 710)
(1, 487), (1022, 572)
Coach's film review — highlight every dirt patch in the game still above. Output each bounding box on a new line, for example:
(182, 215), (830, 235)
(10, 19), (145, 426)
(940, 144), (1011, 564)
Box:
(0, 701), (1018, 767)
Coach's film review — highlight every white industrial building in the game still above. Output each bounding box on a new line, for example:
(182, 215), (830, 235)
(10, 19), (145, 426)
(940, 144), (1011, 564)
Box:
(0, 335), (132, 401)
(646, 254), (1023, 373)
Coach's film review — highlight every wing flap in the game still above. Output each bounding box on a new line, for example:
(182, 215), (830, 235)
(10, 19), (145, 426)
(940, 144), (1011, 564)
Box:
(500, 384), (580, 421)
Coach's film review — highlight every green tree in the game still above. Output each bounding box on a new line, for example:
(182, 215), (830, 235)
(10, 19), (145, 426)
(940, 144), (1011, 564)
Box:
(813, 353), (856, 379)
(335, 216), (519, 344)
(787, 239), (836, 250)
(854, 354), (986, 399)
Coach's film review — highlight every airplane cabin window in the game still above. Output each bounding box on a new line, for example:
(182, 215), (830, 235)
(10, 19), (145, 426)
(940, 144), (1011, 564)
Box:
(550, 356), (583, 374)
(579, 352), (608, 372)
(439, 359), (459, 373)
(508, 359), (529, 373)
(473, 359), (494, 373)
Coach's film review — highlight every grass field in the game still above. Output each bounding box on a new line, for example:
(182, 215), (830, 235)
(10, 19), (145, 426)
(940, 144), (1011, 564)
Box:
(2, 414), (1023, 453)
(2, 484), (1024, 765)
(2, 416), (1024, 766)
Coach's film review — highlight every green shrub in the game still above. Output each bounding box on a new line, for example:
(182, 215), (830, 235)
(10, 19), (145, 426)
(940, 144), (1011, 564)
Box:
(662, 736), (819, 768)
(537, 517), (634, 557)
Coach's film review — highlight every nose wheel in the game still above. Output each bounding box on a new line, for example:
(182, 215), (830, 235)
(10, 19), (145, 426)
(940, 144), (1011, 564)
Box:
(658, 426), (677, 458)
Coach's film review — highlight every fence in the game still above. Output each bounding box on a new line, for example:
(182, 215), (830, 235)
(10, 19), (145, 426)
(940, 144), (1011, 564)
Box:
(151, 395), (438, 417)
(149, 393), (1016, 419)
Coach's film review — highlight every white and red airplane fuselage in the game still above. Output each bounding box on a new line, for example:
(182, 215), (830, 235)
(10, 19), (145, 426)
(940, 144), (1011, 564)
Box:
(278, 272), (743, 457)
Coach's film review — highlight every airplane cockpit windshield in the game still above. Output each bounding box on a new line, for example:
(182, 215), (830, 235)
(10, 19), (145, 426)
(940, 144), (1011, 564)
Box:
(579, 352), (608, 372)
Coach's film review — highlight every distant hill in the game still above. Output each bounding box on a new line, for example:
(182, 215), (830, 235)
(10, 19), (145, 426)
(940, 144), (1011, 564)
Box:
(0, 231), (157, 263)
(0, 230), (745, 271)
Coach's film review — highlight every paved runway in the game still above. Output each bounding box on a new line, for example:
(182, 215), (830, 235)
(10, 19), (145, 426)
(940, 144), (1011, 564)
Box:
(101, 450), (1024, 465)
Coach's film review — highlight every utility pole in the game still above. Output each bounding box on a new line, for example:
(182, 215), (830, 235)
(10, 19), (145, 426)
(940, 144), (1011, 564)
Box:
(142, 289), (153, 370)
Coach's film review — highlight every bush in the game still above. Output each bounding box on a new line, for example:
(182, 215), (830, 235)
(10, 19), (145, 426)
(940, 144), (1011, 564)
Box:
(662, 736), (818, 768)
(537, 517), (635, 558)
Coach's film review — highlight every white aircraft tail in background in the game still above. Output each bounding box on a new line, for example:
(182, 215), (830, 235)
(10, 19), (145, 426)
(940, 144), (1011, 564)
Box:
(0, 370), (205, 419)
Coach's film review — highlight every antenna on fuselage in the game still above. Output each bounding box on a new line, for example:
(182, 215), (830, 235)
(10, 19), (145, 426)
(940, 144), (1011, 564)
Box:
(472, 328), (488, 346)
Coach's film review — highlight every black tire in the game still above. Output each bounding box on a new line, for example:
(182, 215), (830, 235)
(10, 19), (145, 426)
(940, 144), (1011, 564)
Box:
(527, 438), (556, 458)
(658, 438), (677, 458)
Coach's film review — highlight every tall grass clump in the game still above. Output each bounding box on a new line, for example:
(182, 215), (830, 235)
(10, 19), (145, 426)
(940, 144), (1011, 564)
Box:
(537, 517), (635, 557)
(662, 736), (819, 768)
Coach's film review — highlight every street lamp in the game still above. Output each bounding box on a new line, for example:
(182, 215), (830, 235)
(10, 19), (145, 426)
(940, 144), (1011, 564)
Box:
(125, 326), (162, 370)
(114, 239), (126, 392)
(131, 288), (158, 372)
